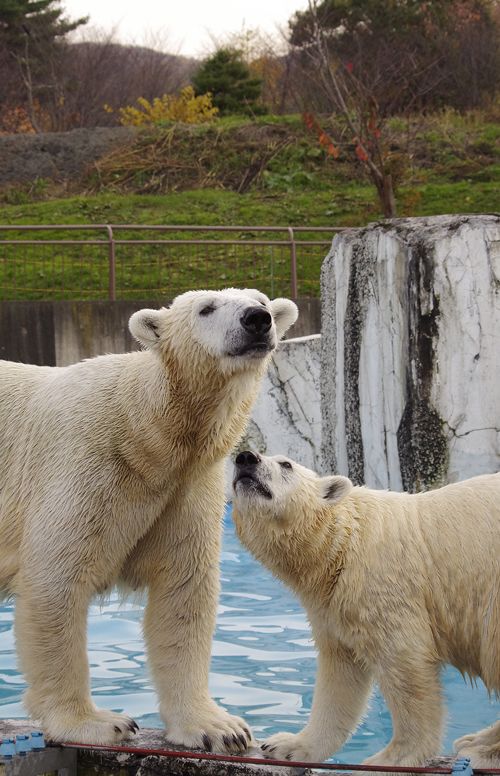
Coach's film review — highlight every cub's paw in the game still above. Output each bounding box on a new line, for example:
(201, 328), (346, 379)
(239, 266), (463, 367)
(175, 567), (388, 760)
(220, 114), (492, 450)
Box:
(454, 724), (500, 768)
(44, 708), (139, 745)
(163, 709), (254, 754)
(454, 734), (477, 753)
(261, 731), (317, 763)
(360, 746), (428, 776)
(452, 742), (500, 769)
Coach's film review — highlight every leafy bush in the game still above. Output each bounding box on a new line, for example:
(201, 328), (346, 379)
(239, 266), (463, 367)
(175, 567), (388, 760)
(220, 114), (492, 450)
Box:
(118, 86), (218, 126)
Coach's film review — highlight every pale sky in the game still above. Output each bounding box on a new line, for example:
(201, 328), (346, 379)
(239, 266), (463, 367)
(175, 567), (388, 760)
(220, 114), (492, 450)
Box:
(63, 0), (306, 59)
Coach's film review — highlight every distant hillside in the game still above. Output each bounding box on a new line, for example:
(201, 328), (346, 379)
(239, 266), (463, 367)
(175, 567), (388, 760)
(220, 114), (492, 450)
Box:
(60, 40), (201, 128)
(1, 112), (500, 219)
(0, 39), (200, 134)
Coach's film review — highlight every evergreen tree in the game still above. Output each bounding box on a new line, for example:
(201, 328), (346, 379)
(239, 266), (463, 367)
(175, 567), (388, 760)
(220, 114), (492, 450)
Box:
(0, 0), (88, 131)
(192, 48), (265, 116)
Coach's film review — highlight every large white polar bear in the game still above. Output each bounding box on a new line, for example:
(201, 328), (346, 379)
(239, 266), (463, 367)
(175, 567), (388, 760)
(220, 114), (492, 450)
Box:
(231, 451), (500, 768)
(0, 289), (298, 748)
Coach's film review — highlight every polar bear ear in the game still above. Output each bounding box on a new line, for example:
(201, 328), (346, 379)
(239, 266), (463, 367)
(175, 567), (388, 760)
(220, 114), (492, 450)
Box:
(269, 298), (299, 339)
(129, 308), (165, 349)
(241, 288), (270, 305)
(319, 475), (353, 505)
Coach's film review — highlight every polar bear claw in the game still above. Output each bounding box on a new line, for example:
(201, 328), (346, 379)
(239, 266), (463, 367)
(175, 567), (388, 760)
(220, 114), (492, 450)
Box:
(43, 708), (139, 745)
(261, 732), (316, 762)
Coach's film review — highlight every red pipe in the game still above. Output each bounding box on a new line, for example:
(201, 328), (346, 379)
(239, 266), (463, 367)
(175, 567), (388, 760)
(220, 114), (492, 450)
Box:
(55, 741), (460, 773)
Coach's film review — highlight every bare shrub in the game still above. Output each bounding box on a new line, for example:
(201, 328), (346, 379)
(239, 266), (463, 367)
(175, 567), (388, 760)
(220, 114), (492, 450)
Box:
(0, 25), (200, 132)
(48, 29), (199, 130)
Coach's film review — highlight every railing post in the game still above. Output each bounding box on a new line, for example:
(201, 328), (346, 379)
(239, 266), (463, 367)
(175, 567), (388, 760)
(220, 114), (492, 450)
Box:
(287, 227), (298, 298)
(106, 225), (116, 301)
(269, 246), (274, 300)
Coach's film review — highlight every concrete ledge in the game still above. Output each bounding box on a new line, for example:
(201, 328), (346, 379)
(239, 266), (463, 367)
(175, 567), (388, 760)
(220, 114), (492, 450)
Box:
(0, 722), (306, 776)
(0, 720), (459, 776)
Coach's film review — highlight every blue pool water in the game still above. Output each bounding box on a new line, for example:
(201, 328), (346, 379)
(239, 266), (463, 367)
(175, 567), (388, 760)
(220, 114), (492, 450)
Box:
(0, 509), (497, 764)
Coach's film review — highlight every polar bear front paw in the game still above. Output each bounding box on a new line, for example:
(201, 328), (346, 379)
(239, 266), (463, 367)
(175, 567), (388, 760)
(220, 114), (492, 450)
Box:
(261, 731), (318, 763)
(454, 734), (477, 752)
(453, 726), (500, 768)
(163, 708), (254, 753)
(44, 708), (139, 745)
(358, 744), (430, 776)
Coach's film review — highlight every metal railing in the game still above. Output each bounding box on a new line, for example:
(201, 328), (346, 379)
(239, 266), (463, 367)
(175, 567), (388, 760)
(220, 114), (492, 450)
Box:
(0, 224), (348, 301)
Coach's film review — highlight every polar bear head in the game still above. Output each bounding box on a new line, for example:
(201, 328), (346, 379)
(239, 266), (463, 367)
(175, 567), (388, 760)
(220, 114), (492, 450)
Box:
(232, 451), (352, 520)
(231, 451), (354, 588)
(129, 288), (298, 375)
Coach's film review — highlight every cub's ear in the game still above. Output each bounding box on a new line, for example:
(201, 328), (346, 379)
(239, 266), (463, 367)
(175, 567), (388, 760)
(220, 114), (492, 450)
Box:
(269, 298), (299, 338)
(129, 308), (165, 349)
(319, 475), (353, 505)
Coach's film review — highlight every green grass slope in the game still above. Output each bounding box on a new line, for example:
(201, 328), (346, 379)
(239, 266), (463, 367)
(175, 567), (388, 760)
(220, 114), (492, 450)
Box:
(0, 111), (499, 300)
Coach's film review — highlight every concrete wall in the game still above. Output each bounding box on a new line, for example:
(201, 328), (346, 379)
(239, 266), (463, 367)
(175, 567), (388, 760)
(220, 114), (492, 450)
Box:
(321, 214), (500, 492)
(0, 298), (320, 367)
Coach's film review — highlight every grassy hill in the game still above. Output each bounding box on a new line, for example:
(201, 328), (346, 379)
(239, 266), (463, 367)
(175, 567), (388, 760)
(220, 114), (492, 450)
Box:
(1, 111), (500, 229)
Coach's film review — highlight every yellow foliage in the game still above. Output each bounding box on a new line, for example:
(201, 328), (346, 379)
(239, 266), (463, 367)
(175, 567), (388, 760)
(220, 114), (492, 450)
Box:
(118, 87), (218, 126)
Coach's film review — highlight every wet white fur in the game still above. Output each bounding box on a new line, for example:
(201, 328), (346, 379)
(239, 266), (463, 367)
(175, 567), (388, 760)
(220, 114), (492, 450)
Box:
(0, 288), (297, 747)
(232, 453), (500, 768)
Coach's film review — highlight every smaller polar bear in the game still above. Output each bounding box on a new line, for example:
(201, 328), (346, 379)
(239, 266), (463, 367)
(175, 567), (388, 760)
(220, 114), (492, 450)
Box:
(231, 451), (500, 768)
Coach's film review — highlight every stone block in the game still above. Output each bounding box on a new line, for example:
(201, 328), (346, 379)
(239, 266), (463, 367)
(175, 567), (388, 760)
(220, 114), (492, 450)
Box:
(321, 214), (500, 491)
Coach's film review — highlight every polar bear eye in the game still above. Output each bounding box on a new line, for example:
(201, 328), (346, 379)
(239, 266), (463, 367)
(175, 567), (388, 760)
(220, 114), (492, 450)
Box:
(200, 305), (216, 316)
(279, 461), (292, 470)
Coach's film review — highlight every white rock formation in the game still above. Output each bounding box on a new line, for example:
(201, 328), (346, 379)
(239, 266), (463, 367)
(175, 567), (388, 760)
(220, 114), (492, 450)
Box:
(225, 334), (323, 495)
(241, 334), (322, 471)
(321, 214), (500, 492)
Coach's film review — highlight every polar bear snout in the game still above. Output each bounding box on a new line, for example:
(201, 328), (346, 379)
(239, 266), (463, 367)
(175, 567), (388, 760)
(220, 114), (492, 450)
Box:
(232, 306), (275, 357)
(241, 307), (272, 335)
(233, 451), (272, 500)
(235, 450), (261, 467)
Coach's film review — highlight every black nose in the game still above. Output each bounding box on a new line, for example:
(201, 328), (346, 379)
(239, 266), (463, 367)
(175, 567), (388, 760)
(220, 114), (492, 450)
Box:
(241, 306), (272, 335)
(235, 450), (260, 467)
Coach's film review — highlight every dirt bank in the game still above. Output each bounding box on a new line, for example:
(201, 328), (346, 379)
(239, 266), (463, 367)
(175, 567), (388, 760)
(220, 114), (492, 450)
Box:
(0, 126), (136, 187)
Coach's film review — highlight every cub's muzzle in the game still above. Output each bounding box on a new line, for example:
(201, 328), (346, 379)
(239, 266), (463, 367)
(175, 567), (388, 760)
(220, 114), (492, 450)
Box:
(233, 451), (272, 500)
